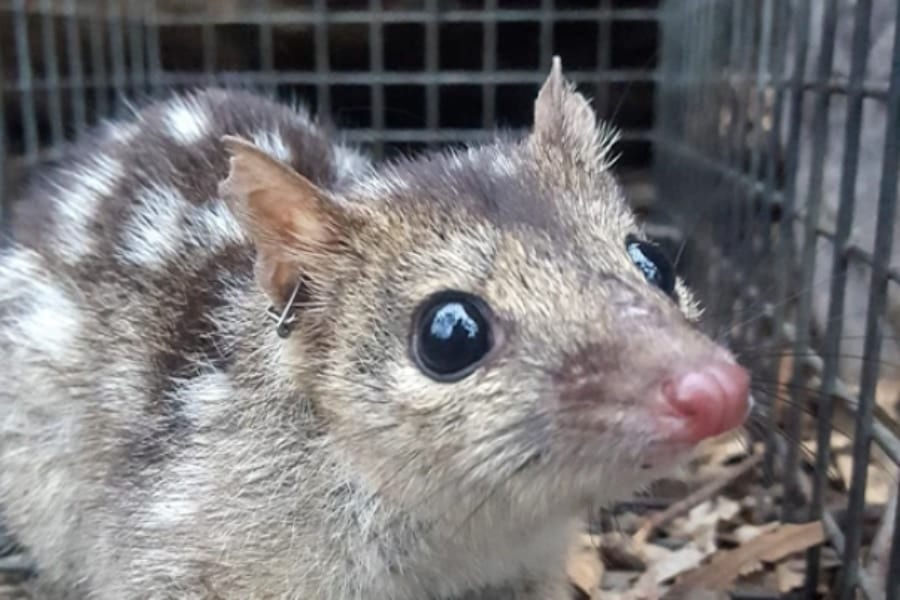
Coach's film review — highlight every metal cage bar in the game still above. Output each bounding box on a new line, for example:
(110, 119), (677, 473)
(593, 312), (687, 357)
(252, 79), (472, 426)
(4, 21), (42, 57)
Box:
(656, 0), (900, 596)
(783, 0), (840, 525)
(12, 0), (39, 161)
(804, 0), (874, 593)
(840, 1), (900, 595)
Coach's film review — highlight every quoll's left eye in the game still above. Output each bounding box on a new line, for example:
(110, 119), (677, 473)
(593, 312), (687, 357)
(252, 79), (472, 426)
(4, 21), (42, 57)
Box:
(411, 291), (494, 382)
(625, 235), (676, 299)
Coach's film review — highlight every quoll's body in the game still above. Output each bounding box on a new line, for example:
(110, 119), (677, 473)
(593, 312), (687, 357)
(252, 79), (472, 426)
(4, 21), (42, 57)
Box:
(0, 60), (750, 599)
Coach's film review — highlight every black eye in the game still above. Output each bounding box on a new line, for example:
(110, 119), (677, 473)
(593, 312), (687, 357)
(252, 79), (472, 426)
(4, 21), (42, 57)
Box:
(625, 235), (676, 298)
(412, 291), (493, 382)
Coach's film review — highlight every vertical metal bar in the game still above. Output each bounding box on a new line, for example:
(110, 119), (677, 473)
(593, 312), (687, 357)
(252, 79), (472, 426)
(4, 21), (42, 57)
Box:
(369, 0), (385, 159)
(259, 0), (274, 96)
(694, 0), (713, 159)
(783, 0), (841, 525)
(734, 0), (771, 364)
(887, 483), (900, 600)
(89, 0), (110, 120)
(482, 0), (497, 130)
(108, 0), (128, 116)
(804, 0), (873, 594)
(743, 0), (774, 329)
(730, 0), (757, 347)
(668, 1), (686, 225)
(685, 0), (694, 139)
(40, 0), (65, 147)
(424, 0), (438, 147)
(595, 0), (612, 118)
(841, 2), (900, 596)
(688, 0), (715, 325)
(65, 0), (87, 136)
(762, 0), (791, 483)
(771, 0), (812, 512)
(146, 0), (163, 96)
(747, 0), (774, 193)
(127, 0), (147, 96)
(201, 4), (217, 86)
(539, 0), (553, 73)
(670, 0), (682, 143)
(723, 0), (745, 173)
(715, 0), (745, 347)
(314, 0), (331, 121)
(0, 41), (7, 235)
(653, 1), (669, 150)
(13, 0), (40, 161)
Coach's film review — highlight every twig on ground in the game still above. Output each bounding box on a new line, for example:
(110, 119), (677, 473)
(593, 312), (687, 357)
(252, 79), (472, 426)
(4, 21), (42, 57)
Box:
(632, 453), (763, 546)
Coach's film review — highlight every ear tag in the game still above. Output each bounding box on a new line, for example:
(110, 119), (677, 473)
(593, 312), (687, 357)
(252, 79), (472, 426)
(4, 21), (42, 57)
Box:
(265, 278), (305, 338)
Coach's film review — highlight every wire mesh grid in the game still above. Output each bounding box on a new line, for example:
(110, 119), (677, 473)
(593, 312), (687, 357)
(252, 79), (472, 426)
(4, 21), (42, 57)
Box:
(0, 0), (660, 224)
(656, 0), (900, 597)
(2, 0), (900, 597)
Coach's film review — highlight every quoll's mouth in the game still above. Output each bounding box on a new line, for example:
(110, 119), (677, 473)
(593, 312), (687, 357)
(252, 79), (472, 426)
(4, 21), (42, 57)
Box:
(552, 351), (752, 475)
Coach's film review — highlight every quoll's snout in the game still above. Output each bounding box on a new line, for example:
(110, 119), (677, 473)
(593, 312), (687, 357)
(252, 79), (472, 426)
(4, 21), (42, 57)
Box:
(662, 361), (750, 443)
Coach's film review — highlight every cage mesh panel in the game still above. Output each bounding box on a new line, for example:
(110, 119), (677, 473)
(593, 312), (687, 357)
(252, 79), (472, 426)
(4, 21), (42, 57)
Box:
(1, 0), (659, 222)
(656, 0), (900, 597)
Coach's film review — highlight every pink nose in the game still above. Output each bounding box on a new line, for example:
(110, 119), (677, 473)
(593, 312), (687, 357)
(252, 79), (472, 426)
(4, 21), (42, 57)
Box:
(663, 362), (750, 443)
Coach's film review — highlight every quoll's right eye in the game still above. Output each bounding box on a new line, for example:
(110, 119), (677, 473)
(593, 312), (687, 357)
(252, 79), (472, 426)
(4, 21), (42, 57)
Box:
(625, 234), (677, 299)
(412, 291), (493, 382)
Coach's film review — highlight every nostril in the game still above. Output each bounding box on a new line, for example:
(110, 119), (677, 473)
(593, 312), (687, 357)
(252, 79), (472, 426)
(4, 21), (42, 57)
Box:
(663, 362), (750, 443)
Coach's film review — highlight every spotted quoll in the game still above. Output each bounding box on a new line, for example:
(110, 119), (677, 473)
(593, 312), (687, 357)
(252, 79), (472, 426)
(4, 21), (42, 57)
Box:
(0, 60), (750, 599)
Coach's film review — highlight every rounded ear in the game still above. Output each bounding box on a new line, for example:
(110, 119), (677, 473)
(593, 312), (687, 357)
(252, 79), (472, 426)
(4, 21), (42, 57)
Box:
(219, 135), (351, 305)
(532, 56), (619, 169)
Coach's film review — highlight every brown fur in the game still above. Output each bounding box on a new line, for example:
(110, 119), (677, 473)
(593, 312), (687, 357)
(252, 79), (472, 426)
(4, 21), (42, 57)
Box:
(0, 59), (737, 599)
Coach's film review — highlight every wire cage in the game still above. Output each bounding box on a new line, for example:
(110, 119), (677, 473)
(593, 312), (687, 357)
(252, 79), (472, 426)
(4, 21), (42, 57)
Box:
(1, 0), (900, 598)
(657, 0), (900, 598)
(0, 0), (660, 224)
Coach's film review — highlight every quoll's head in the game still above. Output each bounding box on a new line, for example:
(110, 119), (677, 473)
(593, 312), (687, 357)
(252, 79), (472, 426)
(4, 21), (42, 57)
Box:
(220, 58), (751, 519)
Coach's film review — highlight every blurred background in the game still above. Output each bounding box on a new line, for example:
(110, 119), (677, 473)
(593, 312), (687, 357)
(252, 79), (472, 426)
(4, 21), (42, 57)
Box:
(0, 1), (659, 194)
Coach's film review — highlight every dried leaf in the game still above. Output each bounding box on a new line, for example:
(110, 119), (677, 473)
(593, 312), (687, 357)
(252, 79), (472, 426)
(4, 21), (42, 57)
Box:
(567, 533), (604, 599)
(663, 521), (824, 596)
(601, 571), (641, 592)
(776, 560), (806, 593)
(755, 522), (824, 563)
(601, 534), (646, 571)
(640, 543), (674, 565)
(694, 436), (752, 468)
(692, 524), (718, 556)
(732, 521), (779, 544)
(652, 546), (707, 584)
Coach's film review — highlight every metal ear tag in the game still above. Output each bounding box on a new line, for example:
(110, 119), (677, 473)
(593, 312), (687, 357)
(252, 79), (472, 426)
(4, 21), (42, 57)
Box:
(266, 279), (305, 339)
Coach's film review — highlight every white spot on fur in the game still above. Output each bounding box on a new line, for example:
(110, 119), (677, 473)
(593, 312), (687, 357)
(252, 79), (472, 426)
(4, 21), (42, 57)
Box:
(101, 119), (140, 145)
(143, 371), (233, 528)
(16, 280), (83, 362)
(175, 369), (233, 424)
(145, 489), (198, 529)
(120, 185), (185, 268)
(354, 167), (409, 198)
(188, 199), (246, 249)
(620, 306), (651, 319)
(53, 155), (124, 261)
(0, 247), (41, 291)
(489, 155), (517, 178)
(252, 129), (292, 163)
(288, 101), (313, 128)
(333, 145), (370, 183)
(165, 98), (211, 145)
